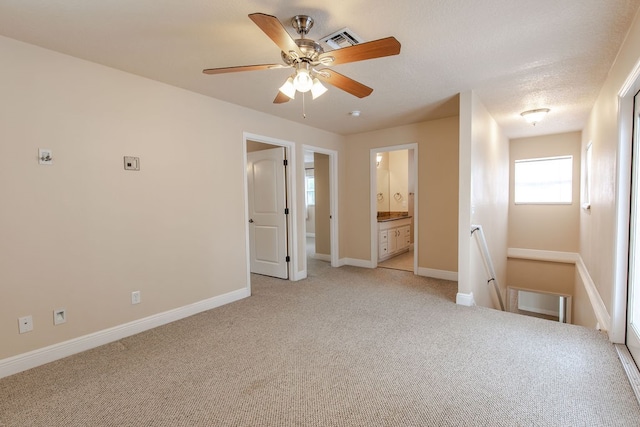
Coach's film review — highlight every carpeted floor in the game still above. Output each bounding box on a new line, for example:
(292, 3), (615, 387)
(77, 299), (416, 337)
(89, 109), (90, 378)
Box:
(1, 259), (639, 426)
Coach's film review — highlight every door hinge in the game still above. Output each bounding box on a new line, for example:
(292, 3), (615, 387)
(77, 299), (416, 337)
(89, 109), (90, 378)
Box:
(284, 208), (289, 215)
(286, 256), (290, 262)
(283, 159), (288, 166)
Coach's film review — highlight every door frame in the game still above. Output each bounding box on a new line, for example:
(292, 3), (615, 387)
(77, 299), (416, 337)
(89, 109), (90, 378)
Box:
(302, 145), (339, 269)
(370, 143), (419, 273)
(613, 59), (640, 343)
(243, 132), (299, 285)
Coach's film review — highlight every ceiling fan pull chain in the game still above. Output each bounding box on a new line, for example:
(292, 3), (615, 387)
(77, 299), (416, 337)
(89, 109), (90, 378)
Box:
(302, 92), (306, 118)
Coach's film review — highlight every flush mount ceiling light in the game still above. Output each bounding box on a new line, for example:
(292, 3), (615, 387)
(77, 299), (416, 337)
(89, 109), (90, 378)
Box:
(520, 108), (550, 126)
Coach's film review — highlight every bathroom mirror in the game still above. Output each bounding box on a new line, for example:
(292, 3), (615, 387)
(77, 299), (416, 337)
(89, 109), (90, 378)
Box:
(376, 150), (410, 216)
(376, 166), (390, 213)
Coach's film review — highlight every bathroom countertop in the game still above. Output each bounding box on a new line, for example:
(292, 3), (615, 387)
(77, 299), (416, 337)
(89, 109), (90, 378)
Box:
(377, 212), (412, 222)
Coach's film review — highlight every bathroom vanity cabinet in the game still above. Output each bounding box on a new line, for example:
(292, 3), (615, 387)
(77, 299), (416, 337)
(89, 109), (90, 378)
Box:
(378, 217), (411, 261)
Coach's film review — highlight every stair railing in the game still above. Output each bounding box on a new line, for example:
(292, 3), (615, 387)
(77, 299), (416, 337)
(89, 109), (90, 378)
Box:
(471, 224), (505, 311)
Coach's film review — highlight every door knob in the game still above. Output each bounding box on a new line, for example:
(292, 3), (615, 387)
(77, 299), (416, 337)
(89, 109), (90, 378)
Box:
(249, 219), (254, 223)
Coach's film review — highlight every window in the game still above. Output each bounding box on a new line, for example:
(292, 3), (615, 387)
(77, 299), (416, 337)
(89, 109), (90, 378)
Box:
(305, 169), (315, 206)
(514, 156), (573, 204)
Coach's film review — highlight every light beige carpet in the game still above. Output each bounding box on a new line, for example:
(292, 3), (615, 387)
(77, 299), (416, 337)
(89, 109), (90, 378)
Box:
(1, 259), (639, 426)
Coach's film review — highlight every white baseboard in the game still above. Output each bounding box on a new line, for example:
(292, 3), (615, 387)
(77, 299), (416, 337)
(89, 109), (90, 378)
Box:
(292, 269), (307, 281)
(456, 292), (476, 307)
(417, 267), (458, 281)
(313, 253), (331, 262)
(0, 287), (251, 379)
(575, 256), (611, 332)
(340, 258), (375, 269)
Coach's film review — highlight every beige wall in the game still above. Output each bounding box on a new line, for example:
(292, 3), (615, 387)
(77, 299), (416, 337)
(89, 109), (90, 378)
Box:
(314, 153), (331, 256)
(344, 116), (459, 273)
(304, 161), (315, 235)
(507, 260), (575, 296)
(459, 91), (509, 309)
(0, 36), (344, 360)
(581, 9), (640, 333)
(506, 132), (581, 311)
(246, 141), (277, 152)
(508, 132), (581, 251)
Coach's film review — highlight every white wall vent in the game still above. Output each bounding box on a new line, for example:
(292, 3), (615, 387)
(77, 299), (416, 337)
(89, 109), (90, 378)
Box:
(320, 28), (364, 50)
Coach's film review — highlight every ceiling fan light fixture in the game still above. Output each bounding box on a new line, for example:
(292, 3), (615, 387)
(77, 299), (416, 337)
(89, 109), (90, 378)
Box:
(279, 76), (296, 99)
(311, 78), (328, 99)
(293, 68), (313, 92)
(520, 108), (550, 125)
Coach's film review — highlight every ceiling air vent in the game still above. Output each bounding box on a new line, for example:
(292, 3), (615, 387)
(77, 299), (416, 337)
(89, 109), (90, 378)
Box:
(320, 28), (364, 50)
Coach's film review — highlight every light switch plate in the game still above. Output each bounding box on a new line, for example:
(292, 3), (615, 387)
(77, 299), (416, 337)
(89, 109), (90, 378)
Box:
(18, 315), (33, 334)
(131, 290), (141, 305)
(124, 156), (140, 171)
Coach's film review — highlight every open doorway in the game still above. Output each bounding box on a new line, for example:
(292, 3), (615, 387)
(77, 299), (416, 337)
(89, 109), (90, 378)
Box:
(613, 60), (640, 350)
(303, 145), (339, 274)
(371, 144), (418, 273)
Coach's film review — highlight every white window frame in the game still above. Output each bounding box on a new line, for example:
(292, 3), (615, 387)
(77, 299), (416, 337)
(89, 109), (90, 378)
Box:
(514, 155), (573, 205)
(305, 168), (315, 206)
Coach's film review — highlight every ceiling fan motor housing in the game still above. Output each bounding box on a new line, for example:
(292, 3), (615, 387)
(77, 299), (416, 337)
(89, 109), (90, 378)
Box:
(292, 15), (314, 36)
(281, 15), (324, 66)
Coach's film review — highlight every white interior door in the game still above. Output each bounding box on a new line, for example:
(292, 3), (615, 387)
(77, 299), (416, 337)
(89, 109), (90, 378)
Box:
(627, 89), (640, 364)
(247, 147), (288, 279)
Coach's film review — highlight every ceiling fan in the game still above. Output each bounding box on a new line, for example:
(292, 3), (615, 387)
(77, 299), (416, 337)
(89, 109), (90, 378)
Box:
(203, 13), (401, 104)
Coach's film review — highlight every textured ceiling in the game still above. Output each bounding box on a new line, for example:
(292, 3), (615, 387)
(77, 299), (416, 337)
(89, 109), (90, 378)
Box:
(1, 0), (639, 137)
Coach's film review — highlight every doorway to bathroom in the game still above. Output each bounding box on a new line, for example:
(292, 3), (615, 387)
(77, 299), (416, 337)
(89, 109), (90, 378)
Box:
(370, 144), (418, 273)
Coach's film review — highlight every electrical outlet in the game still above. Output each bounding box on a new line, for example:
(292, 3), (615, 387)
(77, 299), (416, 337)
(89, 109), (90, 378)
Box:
(53, 308), (67, 325)
(131, 291), (141, 305)
(18, 315), (33, 334)
(38, 148), (53, 165)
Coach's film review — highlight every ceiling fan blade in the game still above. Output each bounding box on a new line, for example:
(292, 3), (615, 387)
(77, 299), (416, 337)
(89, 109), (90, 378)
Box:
(249, 13), (303, 57)
(318, 37), (401, 66)
(203, 64), (287, 74)
(316, 69), (373, 98)
(273, 91), (291, 104)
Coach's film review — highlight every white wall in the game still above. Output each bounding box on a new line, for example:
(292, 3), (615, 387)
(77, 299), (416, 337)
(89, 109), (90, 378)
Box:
(581, 9), (640, 341)
(458, 91), (509, 309)
(0, 35), (344, 364)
